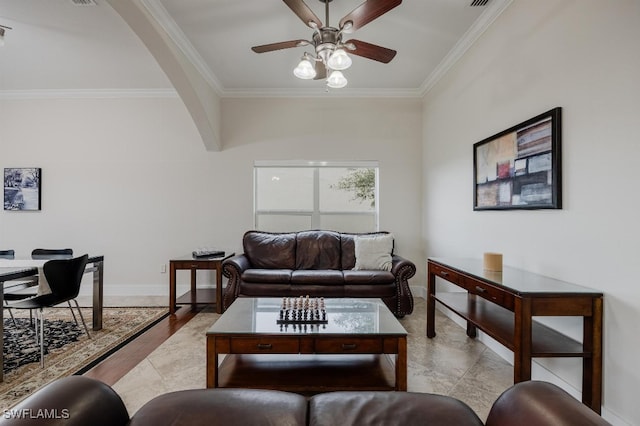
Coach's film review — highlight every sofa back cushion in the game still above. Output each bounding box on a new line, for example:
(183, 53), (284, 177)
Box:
(243, 231), (297, 269)
(341, 232), (392, 270)
(295, 230), (341, 270)
(131, 388), (307, 426)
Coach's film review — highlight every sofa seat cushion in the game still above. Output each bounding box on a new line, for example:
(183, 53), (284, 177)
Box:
(291, 270), (344, 285)
(343, 270), (394, 285)
(130, 388), (307, 426)
(242, 269), (292, 283)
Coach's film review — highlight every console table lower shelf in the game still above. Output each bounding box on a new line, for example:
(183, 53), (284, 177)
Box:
(427, 258), (603, 414)
(216, 354), (396, 394)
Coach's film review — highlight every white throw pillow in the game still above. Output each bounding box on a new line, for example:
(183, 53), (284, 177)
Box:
(353, 234), (393, 271)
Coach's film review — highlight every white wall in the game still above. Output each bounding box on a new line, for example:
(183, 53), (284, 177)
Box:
(222, 97), (424, 281)
(422, 0), (640, 424)
(0, 95), (423, 295)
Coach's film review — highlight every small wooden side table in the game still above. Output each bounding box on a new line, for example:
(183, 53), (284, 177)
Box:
(169, 253), (234, 315)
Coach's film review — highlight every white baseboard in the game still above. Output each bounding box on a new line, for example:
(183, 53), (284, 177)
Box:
(410, 284), (426, 300)
(77, 282), (215, 297)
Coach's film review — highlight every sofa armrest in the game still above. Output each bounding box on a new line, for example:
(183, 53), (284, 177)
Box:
(390, 254), (416, 278)
(485, 381), (611, 426)
(0, 376), (129, 426)
(222, 254), (251, 310)
(385, 254), (416, 317)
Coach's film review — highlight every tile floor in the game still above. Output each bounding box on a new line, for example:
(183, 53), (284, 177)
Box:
(111, 298), (514, 421)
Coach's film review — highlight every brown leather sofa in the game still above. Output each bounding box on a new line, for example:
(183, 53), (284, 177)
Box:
(222, 230), (416, 317)
(0, 377), (611, 426)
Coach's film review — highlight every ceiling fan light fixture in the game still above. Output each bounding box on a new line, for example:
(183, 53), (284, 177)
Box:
(327, 48), (352, 70)
(327, 70), (347, 89)
(293, 56), (317, 79)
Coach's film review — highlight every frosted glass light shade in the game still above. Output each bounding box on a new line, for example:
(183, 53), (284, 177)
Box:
(327, 49), (352, 70)
(327, 70), (348, 88)
(293, 58), (316, 79)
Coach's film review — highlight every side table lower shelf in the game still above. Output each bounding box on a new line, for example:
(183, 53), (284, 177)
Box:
(175, 289), (218, 309)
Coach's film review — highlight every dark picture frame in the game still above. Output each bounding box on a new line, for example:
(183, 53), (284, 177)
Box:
(473, 108), (562, 210)
(4, 167), (42, 211)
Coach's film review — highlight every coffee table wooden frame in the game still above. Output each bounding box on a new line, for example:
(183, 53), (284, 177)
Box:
(206, 298), (407, 392)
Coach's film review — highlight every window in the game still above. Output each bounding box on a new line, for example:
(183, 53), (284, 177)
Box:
(254, 161), (379, 233)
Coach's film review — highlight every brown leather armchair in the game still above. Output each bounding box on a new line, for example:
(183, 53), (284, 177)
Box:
(1, 377), (612, 425)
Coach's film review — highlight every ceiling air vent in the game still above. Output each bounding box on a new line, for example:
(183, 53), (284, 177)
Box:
(70, 0), (97, 6)
(470, 0), (489, 6)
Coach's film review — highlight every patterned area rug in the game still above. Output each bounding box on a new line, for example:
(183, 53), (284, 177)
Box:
(0, 306), (167, 411)
(3, 318), (84, 371)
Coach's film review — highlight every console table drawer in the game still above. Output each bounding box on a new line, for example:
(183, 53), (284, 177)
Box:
(464, 278), (505, 304)
(230, 337), (299, 353)
(431, 264), (460, 284)
(315, 337), (383, 354)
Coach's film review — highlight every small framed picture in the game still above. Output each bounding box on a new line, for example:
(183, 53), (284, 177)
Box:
(4, 167), (42, 211)
(473, 108), (562, 210)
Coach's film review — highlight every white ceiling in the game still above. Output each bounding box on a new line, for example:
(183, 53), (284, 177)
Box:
(0, 0), (510, 97)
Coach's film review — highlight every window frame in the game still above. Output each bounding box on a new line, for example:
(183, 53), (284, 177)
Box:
(253, 160), (379, 232)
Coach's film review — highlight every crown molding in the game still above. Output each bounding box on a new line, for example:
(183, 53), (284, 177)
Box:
(0, 88), (178, 100)
(140, 0), (224, 95)
(419, 0), (513, 96)
(221, 87), (424, 99)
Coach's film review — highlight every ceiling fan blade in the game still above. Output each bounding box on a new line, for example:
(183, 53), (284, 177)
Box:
(344, 39), (396, 63)
(339, 0), (402, 32)
(313, 61), (327, 80)
(251, 39), (310, 53)
(283, 0), (323, 29)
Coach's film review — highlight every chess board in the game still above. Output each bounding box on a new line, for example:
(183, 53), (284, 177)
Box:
(277, 296), (328, 325)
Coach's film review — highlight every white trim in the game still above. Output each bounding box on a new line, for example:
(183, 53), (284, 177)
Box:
(140, 0), (224, 94)
(0, 89), (178, 100)
(254, 160), (379, 168)
(419, 0), (513, 95)
(221, 87), (424, 99)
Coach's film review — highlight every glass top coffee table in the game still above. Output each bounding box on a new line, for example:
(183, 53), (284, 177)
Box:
(206, 297), (407, 393)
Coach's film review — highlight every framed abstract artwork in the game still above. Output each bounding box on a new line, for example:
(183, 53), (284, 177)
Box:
(4, 167), (42, 211)
(473, 108), (562, 210)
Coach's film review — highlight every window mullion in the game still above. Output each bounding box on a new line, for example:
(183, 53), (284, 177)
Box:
(312, 167), (320, 228)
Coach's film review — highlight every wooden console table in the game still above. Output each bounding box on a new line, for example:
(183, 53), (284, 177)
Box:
(169, 253), (233, 315)
(427, 258), (603, 413)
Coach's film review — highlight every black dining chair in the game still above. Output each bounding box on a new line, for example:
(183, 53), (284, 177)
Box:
(1, 249), (40, 327)
(2, 249), (74, 327)
(9, 254), (90, 367)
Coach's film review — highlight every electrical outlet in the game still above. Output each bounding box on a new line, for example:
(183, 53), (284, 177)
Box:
(160, 264), (167, 274)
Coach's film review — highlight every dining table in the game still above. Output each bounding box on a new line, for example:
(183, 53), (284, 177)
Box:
(0, 255), (104, 382)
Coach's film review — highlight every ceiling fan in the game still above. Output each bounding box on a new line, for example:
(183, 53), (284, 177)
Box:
(251, 0), (402, 88)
